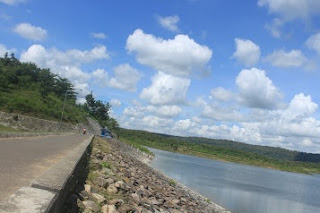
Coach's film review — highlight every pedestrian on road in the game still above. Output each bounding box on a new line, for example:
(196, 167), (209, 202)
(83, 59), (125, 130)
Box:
(83, 128), (87, 134)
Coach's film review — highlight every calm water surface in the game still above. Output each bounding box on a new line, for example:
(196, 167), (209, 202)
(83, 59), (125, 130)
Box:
(149, 148), (320, 213)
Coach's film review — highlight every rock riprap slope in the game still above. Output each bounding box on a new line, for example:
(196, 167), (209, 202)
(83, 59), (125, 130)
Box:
(64, 137), (230, 213)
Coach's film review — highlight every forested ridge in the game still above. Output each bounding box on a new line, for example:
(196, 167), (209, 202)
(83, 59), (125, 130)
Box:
(0, 53), (118, 130)
(116, 128), (320, 174)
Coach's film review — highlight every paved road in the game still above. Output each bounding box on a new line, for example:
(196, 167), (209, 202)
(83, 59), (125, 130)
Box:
(0, 134), (91, 202)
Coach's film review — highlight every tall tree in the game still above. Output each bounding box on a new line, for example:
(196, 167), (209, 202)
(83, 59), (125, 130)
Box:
(85, 92), (111, 125)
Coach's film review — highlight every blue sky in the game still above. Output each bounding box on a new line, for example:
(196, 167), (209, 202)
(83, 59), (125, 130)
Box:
(1, 0), (320, 153)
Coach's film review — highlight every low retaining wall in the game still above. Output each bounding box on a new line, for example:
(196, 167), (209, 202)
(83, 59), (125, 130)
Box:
(0, 135), (94, 213)
(0, 111), (78, 132)
(0, 131), (73, 138)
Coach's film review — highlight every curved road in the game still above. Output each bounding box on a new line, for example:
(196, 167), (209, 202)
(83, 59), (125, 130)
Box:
(0, 134), (91, 202)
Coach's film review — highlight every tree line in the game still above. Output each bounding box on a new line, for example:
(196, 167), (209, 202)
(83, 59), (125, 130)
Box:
(0, 53), (118, 130)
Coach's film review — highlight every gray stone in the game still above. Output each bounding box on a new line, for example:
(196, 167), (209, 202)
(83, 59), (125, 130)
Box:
(93, 177), (107, 187)
(81, 200), (100, 212)
(117, 204), (135, 213)
(92, 193), (105, 204)
(84, 184), (92, 193)
(130, 193), (140, 204)
(108, 198), (124, 206)
(105, 177), (114, 186)
(107, 184), (118, 194)
(101, 204), (119, 213)
(114, 180), (125, 189)
(171, 199), (180, 205)
(148, 197), (163, 205)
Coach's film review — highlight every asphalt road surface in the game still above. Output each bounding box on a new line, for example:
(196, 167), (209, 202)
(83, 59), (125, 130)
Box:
(0, 134), (91, 202)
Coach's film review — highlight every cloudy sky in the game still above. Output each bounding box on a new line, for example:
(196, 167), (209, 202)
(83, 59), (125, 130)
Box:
(1, 0), (320, 153)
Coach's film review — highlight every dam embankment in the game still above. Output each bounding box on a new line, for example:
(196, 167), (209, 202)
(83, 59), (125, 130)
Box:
(63, 137), (230, 213)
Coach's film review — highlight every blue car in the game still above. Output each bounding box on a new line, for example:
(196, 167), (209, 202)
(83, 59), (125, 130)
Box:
(100, 127), (112, 138)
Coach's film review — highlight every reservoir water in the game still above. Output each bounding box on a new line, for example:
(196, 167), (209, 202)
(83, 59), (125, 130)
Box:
(149, 148), (320, 213)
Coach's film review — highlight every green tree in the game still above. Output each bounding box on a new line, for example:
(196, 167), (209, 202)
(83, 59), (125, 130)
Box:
(84, 93), (111, 125)
(105, 117), (119, 131)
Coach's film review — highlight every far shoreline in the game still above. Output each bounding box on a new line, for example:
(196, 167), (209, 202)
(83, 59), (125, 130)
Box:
(145, 145), (318, 175)
(116, 128), (320, 175)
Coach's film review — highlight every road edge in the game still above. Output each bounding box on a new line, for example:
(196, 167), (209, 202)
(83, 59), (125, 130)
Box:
(0, 135), (94, 213)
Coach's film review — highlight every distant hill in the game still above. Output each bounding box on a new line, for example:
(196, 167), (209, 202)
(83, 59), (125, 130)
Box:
(120, 128), (320, 162)
(116, 128), (320, 174)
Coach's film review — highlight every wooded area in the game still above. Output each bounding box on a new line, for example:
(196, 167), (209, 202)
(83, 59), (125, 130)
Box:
(0, 53), (118, 130)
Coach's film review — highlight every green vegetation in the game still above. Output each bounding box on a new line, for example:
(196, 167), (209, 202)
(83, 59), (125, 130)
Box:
(116, 128), (320, 174)
(101, 161), (112, 169)
(0, 53), (86, 123)
(120, 137), (154, 156)
(168, 179), (177, 186)
(0, 53), (119, 130)
(84, 93), (119, 131)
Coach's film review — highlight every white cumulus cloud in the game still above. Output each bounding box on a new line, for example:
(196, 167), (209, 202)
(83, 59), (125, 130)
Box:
(173, 119), (195, 131)
(232, 38), (260, 67)
(306, 33), (320, 55)
(119, 114), (174, 134)
(258, 0), (320, 20)
(92, 69), (109, 87)
(110, 99), (121, 107)
(123, 107), (144, 118)
(65, 46), (109, 64)
(210, 87), (234, 102)
(20, 44), (109, 102)
(146, 105), (182, 118)
(92, 64), (141, 92)
(283, 93), (318, 119)
(109, 64), (142, 92)
(126, 29), (212, 77)
(0, 0), (26, 5)
(119, 90), (320, 152)
(90, 32), (107, 39)
(258, 0), (320, 38)
(202, 104), (243, 122)
(73, 82), (91, 104)
(122, 105), (181, 119)
(157, 15), (180, 32)
(20, 45), (109, 70)
(198, 97), (242, 121)
(265, 49), (306, 67)
(13, 23), (47, 41)
(140, 71), (191, 105)
(236, 68), (282, 109)
(0, 44), (15, 57)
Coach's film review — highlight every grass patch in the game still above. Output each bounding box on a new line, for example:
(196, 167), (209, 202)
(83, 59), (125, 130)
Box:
(0, 89), (87, 124)
(101, 161), (111, 169)
(87, 170), (99, 182)
(168, 179), (177, 186)
(119, 138), (154, 156)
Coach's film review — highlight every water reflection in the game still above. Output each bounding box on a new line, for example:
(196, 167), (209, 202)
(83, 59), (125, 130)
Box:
(149, 148), (320, 213)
